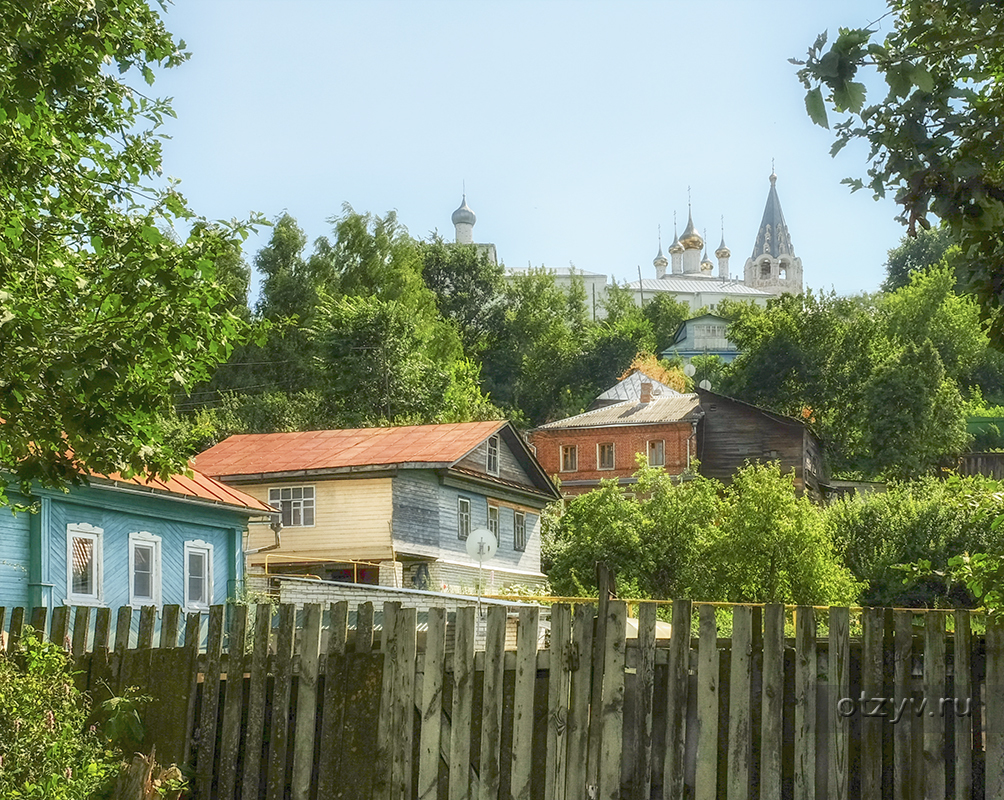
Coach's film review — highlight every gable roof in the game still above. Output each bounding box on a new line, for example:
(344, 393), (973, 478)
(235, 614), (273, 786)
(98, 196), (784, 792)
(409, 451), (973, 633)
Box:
(695, 387), (817, 436)
(535, 394), (703, 430)
(592, 369), (681, 408)
(97, 467), (275, 514)
(196, 421), (512, 477)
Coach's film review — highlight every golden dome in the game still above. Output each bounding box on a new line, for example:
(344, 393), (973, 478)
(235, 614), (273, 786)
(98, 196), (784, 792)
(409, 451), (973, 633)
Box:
(679, 210), (703, 250)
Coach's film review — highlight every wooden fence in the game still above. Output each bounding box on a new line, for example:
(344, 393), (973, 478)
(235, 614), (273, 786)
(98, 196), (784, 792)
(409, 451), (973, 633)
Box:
(2, 600), (1003, 800)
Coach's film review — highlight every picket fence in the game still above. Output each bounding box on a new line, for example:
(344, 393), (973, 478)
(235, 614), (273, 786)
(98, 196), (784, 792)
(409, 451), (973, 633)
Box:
(1, 599), (1003, 800)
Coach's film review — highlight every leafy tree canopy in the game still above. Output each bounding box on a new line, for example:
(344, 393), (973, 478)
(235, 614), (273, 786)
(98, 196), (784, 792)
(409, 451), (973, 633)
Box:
(794, 1), (1004, 340)
(0, 0), (256, 500)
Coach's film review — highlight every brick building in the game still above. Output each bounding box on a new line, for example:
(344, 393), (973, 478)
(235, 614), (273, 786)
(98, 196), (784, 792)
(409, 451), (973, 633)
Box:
(529, 388), (702, 496)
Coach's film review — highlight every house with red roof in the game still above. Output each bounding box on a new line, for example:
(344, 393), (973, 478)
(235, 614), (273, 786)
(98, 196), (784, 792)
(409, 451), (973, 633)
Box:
(0, 466), (274, 613)
(195, 421), (561, 592)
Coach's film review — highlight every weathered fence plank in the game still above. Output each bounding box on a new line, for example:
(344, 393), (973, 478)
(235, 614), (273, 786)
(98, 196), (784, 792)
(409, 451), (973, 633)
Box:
(479, 605), (506, 800)
(318, 601), (350, 799)
(510, 606), (539, 800)
(861, 607), (884, 800)
(392, 606), (417, 800)
(794, 606), (816, 800)
(760, 604), (783, 800)
(161, 604), (180, 648)
(50, 605), (68, 648)
(218, 604), (248, 800)
(893, 611), (913, 800)
(266, 603), (296, 800)
(239, 604), (271, 800)
(664, 599), (692, 800)
(419, 606), (447, 800)
(545, 603), (572, 800)
(196, 605), (224, 800)
(728, 605), (753, 800)
(987, 615), (1004, 800)
(292, 603), (322, 800)
(357, 601), (375, 653)
(376, 602), (401, 800)
(696, 604), (720, 800)
(565, 604), (594, 800)
(827, 607), (850, 800)
(450, 605), (476, 800)
(30, 605), (46, 636)
(632, 602), (657, 800)
(923, 611), (946, 800)
(955, 609), (973, 800)
(598, 600), (627, 800)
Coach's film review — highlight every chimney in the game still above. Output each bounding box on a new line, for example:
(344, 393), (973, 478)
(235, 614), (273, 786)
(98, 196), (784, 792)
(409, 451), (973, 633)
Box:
(640, 381), (653, 404)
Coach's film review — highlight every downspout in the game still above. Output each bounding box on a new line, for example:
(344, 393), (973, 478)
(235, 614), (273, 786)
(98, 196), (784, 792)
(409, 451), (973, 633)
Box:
(244, 514), (283, 556)
(27, 497), (53, 613)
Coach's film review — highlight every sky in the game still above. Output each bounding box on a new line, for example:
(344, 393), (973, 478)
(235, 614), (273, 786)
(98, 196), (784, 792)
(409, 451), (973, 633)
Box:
(155, 0), (906, 299)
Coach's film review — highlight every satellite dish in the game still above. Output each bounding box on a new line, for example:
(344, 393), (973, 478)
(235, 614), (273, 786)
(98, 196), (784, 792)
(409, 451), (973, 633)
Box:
(466, 527), (497, 562)
(683, 363), (696, 377)
(699, 379), (712, 390)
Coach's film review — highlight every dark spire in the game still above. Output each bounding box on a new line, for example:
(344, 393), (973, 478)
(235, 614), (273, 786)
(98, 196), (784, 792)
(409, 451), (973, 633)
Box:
(751, 170), (795, 259)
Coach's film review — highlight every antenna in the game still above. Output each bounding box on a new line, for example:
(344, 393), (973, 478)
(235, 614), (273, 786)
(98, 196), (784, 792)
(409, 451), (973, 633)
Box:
(466, 527), (497, 614)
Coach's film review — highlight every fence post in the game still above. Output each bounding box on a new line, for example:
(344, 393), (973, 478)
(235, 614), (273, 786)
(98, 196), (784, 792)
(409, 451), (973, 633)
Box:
(696, 604), (721, 800)
(923, 611), (946, 800)
(510, 606), (539, 800)
(760, 604), (785, 800)
(419, 606), (448, 800)
(794, 606), (816, 800)
(545, 604), (572, 800)
(664, 599), (692, 800)
(728, 606), (753, 800)
(598, 600), (627, 800)
(291, 603), (323, 800)
(955, 609), (973, 800)
(827, 607), (850, 800)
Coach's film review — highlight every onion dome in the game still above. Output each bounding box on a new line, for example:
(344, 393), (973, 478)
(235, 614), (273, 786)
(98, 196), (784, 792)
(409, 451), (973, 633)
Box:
(668, 229), (684, 254)
(451, 194), (476, 227)
(700, 250), (714, 272)
(653, 246), (668, 270)
(715, 233), (730, 258)
(679, 210), (703, 250)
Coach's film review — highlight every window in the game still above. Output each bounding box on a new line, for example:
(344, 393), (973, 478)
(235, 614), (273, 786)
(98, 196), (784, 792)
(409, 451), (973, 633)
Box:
(184, 540), (214, 611)
(129, 531), (162, 607)
(67, 523), (103, 605)
(760, 260), (771, 278)
(598, 443), (615, 470)
(514, 511), (527, 551)
(488, 505), (499, 540)
(458, 497), (471, 540)
(486, 435), (500, 476)
(269, 486), (315, 527)
(561, 445), (578, 472)
(648, 440), (666, 467)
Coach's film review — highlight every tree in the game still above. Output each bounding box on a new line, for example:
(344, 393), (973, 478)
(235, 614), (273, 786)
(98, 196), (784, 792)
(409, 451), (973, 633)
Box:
(794, 2), (1004, 339)
(0, 0), (255, 500)
(642, 293), (691, 353)
(882, 225), (958, 292)
(419, 236), (505, 356)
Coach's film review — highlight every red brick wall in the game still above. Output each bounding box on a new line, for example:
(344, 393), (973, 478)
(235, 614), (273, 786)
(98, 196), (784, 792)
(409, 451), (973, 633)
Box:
(529, 423), (694, 495)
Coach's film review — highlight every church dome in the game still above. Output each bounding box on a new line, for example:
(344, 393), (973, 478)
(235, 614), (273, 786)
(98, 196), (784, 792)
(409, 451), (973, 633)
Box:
(700, 251), (714, 272)
(452, 195), (476, 227)
(679, 211), (703, 250)
(653, 243), (668, 269)
(715, 234), (730, 258)
(668, 232), (684, 254)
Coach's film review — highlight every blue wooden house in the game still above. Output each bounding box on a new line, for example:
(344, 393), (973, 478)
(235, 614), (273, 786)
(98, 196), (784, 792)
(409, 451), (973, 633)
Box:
(0, 468), (274, 613)
(195, 421), (561, 593)
(661, 313), (739, 363)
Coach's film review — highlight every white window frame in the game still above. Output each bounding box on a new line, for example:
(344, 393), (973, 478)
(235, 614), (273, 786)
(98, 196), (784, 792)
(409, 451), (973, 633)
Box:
(597, 442), (615, 470)
(486, 435), (500, 476)
(268, 485), (316, 528)
(647, 439), (666, 467)
(184, 540), (215, 612)
(66, 522), (103, 606)
(514, 511), (527, 552)
(458, 497), (471, 540)
(488, 504), (499, 540)
(128, 531), (162, 608)
(560, 445), (578, 473)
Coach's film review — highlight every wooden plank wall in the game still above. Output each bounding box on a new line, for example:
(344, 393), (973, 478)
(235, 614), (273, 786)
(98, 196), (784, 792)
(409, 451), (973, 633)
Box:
(0, 601), (994, 800)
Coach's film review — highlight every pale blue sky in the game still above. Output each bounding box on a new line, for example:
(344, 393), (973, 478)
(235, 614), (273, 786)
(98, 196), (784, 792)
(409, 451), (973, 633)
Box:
(156, 0), (904, 298)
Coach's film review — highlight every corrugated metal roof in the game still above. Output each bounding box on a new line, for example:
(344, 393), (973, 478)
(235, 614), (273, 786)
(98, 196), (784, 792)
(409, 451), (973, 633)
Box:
(594, 370), (681, 403)
(195, 421), (508, 478)
(102, 467), (274, 513)
(535, 394), (702, 430)
(623, 277), (773, 296)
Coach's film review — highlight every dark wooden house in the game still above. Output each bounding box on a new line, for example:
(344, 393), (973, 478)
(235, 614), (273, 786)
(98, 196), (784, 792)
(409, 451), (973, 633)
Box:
(695, 388), (825, 499)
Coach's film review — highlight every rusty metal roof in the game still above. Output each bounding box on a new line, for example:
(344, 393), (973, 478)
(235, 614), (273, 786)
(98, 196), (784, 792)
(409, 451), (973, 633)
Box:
(195, 421), (509, 478)
(101, 467), (275, 514)
(534, 394), (703, 430)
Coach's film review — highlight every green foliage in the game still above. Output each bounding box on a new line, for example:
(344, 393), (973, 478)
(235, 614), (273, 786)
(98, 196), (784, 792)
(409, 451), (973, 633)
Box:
(828, 474), (1004, 606)
(0, 629), (117, 799)
(795, 1), (1004, 341)
(696, 463), (860, 605)
(881, 226), (959, 292)
(0, 0), (256, 501)
(546, 461), (856, 605)
(642, 293), (691, 353)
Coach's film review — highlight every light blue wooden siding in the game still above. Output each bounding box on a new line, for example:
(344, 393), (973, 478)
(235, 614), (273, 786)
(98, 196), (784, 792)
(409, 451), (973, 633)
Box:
(455, 436), (535, 488)
(391, 472), (440, 549)
(0, 494), (32, 607)
(46, 490), (242, 609)
(436, 483), (541, 574)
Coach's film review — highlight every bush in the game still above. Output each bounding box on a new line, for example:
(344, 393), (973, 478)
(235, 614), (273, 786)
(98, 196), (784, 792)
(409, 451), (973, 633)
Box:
(0, 628), (118, 799)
